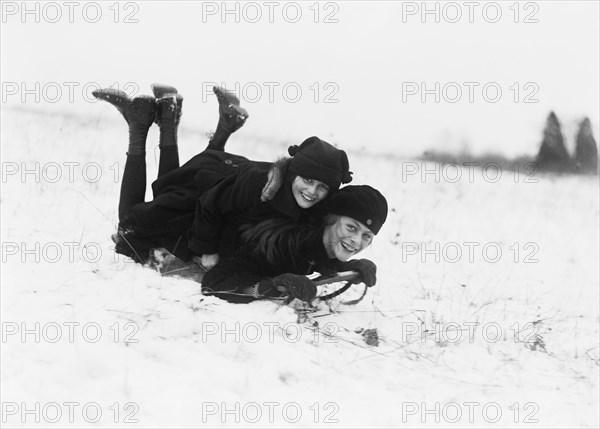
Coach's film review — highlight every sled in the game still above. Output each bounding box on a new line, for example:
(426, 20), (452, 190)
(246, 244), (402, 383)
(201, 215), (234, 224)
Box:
(148, 248), (365, 304)
(312, 270), (365, 303)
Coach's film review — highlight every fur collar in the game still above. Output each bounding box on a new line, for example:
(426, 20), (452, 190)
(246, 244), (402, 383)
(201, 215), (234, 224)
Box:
(261, 157), (292, 202)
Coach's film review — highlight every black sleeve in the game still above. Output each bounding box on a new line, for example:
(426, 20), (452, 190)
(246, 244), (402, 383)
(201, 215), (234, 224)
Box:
(188, 171), (265, 255)
(201, 225), (324, 303)
(201, 253), (269, 304)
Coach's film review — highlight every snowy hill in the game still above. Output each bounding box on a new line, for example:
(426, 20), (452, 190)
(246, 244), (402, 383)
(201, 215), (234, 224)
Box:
(1, 107), (599, 427)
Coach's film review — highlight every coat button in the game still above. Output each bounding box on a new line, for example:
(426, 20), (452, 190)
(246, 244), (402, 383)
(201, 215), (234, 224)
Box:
(224, 159), (233, 165)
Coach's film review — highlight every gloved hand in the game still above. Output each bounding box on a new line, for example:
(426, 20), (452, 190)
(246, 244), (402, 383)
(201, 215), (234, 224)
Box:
(259, 273), (317, 302)
(341, 259), (377, 287)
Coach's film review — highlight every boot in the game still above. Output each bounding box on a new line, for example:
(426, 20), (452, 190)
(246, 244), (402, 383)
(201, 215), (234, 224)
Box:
(151, 83), (183, 127)
(214, 86), (248, 133)
(92, 88), (157, 155)
(208, 86), (249, 151)
(93, 88), (157, 126)
(156, 93), (181, 149)
(154, 93), (182, 176)
(151, 83), (178, 98)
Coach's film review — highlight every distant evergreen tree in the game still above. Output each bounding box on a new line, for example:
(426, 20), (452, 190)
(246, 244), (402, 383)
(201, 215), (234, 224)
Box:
(535, 111), (571, 172)
(574, 117), (598, 174)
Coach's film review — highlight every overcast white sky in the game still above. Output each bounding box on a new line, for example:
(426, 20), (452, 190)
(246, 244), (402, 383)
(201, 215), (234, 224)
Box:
(2, 0), (599, 157)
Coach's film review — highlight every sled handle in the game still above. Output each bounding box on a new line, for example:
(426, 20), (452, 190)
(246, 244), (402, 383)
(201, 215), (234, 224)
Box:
(313, 271), (359, 286)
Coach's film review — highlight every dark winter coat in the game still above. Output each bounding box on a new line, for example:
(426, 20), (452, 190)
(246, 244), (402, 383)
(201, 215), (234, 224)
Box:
(115, 150), (304, 263)
(201, 223), (349, 303)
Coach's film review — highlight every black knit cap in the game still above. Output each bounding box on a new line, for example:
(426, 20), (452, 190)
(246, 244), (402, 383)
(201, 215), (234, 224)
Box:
(287, 136), (352, 191)
(328, 185), (388, 234)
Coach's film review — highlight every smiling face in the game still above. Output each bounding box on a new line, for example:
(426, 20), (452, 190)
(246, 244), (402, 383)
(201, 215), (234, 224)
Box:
(322, 215), (375, 261)
(291, 176), (330, 209)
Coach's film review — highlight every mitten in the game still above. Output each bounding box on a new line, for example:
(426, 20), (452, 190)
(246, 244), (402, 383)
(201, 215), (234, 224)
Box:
(265, 273), (317, 302)
(341, 259), (377, 287)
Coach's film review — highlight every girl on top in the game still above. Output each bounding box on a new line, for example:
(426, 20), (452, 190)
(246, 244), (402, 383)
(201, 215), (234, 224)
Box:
(94, 83), (352, 270)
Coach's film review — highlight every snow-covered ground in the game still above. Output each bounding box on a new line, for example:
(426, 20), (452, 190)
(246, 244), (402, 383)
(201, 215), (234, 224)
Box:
(1, 107), (599, 428)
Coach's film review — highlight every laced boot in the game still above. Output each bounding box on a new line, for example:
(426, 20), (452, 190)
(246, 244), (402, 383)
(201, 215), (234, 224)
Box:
(208, 86), (249, 151)
(92, 88), (157, 155)
(155, 93), (181, 149)
(151, 83), (183, 128)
